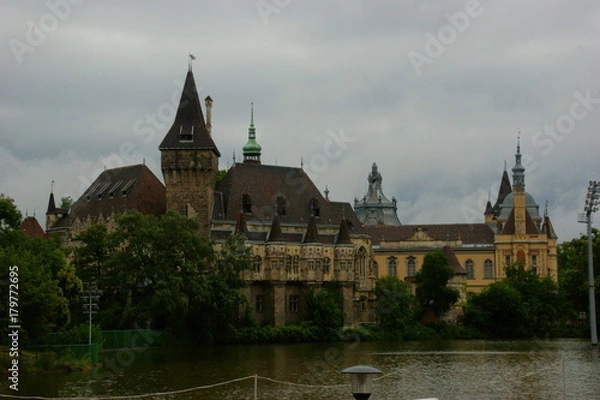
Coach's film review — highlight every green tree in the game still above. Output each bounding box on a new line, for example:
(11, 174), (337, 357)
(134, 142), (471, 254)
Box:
(0, 195), (82, 340)
(306, 284), (344, 334)
(505, 263), (563, 331)
(414, 251), (459, 319)
(465, 263), (564, 338)
(373, 275), (413, 331)
(73, 211), (252, 343)
(558, 229), (599, 322)
(0, 194), (22, 232)
(464, 281), (530, 338)
(60, 196), (74, 209)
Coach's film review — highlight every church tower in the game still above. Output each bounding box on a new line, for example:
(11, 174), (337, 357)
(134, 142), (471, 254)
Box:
(159, 66), (220, 237)
(511, 136), (527, 235)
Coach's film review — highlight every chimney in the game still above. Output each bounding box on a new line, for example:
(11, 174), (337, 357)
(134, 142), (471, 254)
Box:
(205, 96), (213, 135)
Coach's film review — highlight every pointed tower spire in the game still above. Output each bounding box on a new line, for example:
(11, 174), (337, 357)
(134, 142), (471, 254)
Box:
(336, 218), (352, 245)
(243, 102), (262, 164)
(158, 68), (219, 155)
(303, 216), (320, 244)
(234, 210), (248, 237)
(512, 132), (525, 192)
(267, 215), (284, 242)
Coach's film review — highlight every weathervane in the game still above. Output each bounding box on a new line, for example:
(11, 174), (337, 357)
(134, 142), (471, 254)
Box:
(188, 53), (196, 71)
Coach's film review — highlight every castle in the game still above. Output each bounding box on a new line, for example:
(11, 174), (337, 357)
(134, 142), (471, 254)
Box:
(44, 66), (558, 326)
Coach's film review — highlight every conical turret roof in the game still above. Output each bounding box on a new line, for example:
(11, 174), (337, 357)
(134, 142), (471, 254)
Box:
(159, 69), (220, 155)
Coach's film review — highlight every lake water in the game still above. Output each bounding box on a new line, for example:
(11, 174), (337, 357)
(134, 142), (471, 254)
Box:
(5, 339), (600, 399)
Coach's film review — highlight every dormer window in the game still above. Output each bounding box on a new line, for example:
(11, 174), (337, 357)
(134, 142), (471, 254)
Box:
(179, 125), (194, 142)
(242, 193), (252, 214)
(122, 178), (136, 197)
(97, 182), (110, 200)
(276, 196), (287, 217)
(309, 198), (320, 217)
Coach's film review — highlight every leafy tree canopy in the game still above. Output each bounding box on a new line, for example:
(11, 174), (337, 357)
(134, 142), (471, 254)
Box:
(414, 251), (459, 318)
(373, 275), (413, 331)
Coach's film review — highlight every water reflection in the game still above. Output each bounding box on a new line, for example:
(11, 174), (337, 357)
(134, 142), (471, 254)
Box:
(5, 339), (600, 399)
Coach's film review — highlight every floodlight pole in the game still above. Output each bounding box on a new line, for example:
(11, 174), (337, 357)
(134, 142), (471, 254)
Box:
(580, 181), (599, 346)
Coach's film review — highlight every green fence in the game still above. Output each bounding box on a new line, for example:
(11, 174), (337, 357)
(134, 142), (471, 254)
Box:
(102, 329), (166, 349)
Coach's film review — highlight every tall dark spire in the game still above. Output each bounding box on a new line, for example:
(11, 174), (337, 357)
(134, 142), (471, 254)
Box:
(303, 216), (320, 244)
(511, 133), (525, 192)
(158, 69), (220, 155)
(243, 102), (262, 164)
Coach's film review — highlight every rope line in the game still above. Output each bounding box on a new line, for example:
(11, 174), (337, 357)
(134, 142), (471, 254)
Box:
(257, 375), (346, 389)
(0, 375), (256, 400)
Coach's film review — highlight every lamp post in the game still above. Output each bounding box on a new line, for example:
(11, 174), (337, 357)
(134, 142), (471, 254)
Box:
(341, 365), (382, 400)
(578, 180), (599, 346)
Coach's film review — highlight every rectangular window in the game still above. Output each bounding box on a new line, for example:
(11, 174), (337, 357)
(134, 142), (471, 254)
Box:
(531, 254), (538, 266)
(307, 260), (314, 271)
(505, 255), (511, 266)
(255, 295), (264, 313)
(288, 295), (299, 313)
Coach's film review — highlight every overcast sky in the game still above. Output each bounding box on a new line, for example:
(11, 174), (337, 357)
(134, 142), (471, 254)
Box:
(2, 0), (599, 242)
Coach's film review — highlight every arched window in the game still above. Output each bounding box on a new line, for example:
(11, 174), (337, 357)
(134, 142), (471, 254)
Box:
(276, 196), (287, 216)
(465, 259), (474, 279)
(388, 257), (397, 277)
(484, 259), (494, 279)
(242, 193), (252, 214)
(253, 256), (262, 273)
(357, 247), (368, 277)
(407, 256), (416, 277)
(310, 198), (320, 217)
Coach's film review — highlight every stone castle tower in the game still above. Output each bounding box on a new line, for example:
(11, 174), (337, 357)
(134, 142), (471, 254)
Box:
(159, 67), (220, 237)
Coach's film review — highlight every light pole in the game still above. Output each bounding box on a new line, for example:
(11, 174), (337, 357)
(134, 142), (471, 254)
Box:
(341, 365), (382, 400)
(578, 180), (599, 346)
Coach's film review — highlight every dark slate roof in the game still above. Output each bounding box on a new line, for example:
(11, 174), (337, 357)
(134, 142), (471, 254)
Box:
(234, 211), (248, 236)
(303, 216), (320, 243)
(493, 170), (512, 213)
(366, 223), (495, 246)
(267, 215), (284, 242)
(21, 216), (48, 239)
(336, 219), (352, 245)
(541, 215), (558, 239)
(484, 200), (493, 215)
(213, 162), (365, 235)
(500, 208), (540, 235)
(158, 70), (220, 155)
(51, 164), (166, 229)
(442, 245), (467, 275)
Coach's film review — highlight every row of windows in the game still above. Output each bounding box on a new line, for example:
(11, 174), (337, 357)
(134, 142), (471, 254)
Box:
(465, 259), (495, 280)
(252, 249), (369, 277)
(387, 256), (416, 278)
(386, 256), (496, 280)
(255, 295), (299, 314)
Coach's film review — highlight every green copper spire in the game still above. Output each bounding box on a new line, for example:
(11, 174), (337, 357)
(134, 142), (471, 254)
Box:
(512, 131), (525, 192)
(243, 102), (262, 164)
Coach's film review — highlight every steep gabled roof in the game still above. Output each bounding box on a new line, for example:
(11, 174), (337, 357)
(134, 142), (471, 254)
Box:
(336, 219), (353, 245)
(267, 215), (284, 242)
(541, 215), (558, 239)
(213, 162), (365, 234)
(442, 245), (466, 275)
(158, 70), (220, 155)
(493, 169), (512, 212)
(500, 208), (540, 235)
(51, 164), (166, 229)
(234, 211), (248, 237)
(303, 216), (320, 243)
(21, 216), (48, 239)
(366, 223), (495, 246)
